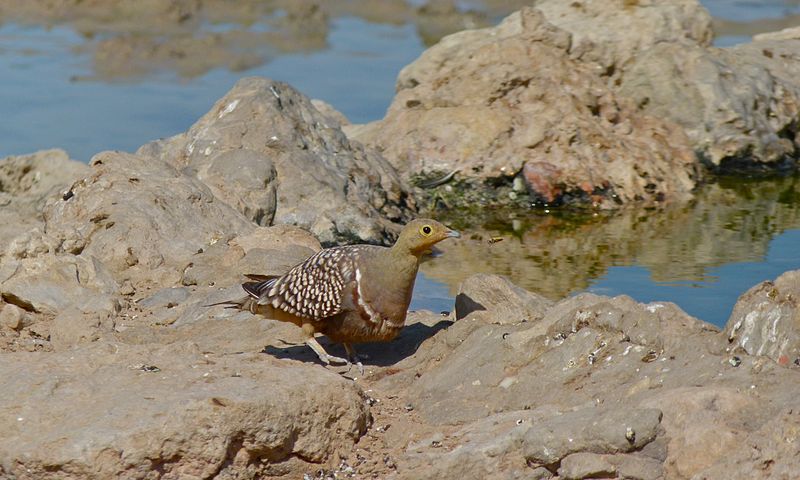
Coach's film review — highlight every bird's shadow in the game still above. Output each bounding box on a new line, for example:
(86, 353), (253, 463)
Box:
(262, 318), (453, 369)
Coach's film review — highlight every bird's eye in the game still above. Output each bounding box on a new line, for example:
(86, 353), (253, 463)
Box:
(420, 225), (433, 236)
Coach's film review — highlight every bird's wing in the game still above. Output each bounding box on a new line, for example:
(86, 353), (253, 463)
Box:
(247, 246), (377, 321)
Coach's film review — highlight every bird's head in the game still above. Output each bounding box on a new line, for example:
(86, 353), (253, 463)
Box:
(393, 218), (460, 256)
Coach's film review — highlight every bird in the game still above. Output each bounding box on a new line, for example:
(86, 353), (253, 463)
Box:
(210, 218), (460, 372)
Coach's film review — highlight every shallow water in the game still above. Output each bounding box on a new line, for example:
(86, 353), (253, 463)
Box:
(414, 176), (800, 326)
(1, 1), (799, 327)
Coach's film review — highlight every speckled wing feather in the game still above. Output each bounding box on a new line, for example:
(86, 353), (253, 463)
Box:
(242, 245), (380, 321)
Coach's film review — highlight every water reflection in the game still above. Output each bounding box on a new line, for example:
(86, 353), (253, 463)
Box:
(0, 0), (527, 81)
(705, 0), (800, 46)
(420, 175), (800, 326)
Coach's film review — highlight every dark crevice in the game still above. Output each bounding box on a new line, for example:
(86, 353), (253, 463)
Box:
(1, 292), (38, 313)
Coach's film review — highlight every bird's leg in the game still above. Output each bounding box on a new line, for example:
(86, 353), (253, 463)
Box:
(302, 324), (349, 366)
(343, 343), (365, 376)
(305, 336), (350, 366)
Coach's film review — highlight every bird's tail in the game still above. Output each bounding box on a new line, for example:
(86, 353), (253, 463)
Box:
(242, 274), (279, 299)
(206, 274), (279, 314)
(205, 296), (260, 314)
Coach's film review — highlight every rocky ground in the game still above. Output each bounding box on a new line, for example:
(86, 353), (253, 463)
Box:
(2, 1), (800, 479)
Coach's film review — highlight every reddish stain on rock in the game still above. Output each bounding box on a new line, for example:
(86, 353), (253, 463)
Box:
(523, 162), (563, 203)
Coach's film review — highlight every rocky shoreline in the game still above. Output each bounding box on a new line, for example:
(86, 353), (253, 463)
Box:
(2, 1), (800, 478)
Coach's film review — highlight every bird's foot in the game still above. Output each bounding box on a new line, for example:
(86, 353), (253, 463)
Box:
(312, 347), (350, 366)
(343, 343), (366, 375)
(321, 353), (350, 366)
(305, 336), (350, 367)
(318, 352), (362, 376)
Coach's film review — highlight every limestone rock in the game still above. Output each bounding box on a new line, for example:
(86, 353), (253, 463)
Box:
(178, 225), (320, 290)
(692, 408), (800, 479)
(531, 0), (713, 73)
(139, 77), (415, 245)
(0, 304), (28, 331)
(724, 269), (800, 366)
(0, 254), (119, 316)
(522, 408), (662, 467)
(193, 148), (278, 227)
(369, 280), (800, 479)
(753, 26), (800, 42)
(454, 273), (552, 323)
(618, 40), (800, 170)
(50, 307), (116, 350)
(0, 149), (90, 254)
(557, 452), (616, 480)
(640, 386), (752, 478)
(34, 151), (254, 288)
(0, 341), (369, 479)
(349, 7), (698, 208)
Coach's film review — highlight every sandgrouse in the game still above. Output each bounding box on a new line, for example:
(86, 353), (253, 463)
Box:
(213, 218), (459, 371)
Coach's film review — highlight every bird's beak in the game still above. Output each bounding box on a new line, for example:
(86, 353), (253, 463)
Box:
(446, 229), (461, 238)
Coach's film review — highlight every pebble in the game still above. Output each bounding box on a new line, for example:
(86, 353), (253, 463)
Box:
(0, 304), (25, 331)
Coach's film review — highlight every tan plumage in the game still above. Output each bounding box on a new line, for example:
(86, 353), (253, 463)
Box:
(212, 218), (459, 371)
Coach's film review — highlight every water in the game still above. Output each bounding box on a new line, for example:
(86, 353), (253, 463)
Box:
(1, 1), (799, 328)
(707, 0), (800, 46)
(0, 18), (424, 161)
(418, 176), (800, 326)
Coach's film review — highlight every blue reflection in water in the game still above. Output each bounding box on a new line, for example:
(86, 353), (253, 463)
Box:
(0, 18), (422, 161)
(414, 229), (800, 329)
(411, 272), (456, 315)
(588, 229), (800, 327)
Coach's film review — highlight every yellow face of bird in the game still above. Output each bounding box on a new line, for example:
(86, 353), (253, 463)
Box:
(395, 218), (460, 255)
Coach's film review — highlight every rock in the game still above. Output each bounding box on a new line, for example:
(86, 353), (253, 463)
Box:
(0, 254), (120, 316)
(692, 408), (800, 479)
(454, 273), (552, 323)
(0, 149), (88, 199)
(618, 39), (800, 170)
(349, 7), (697, 208)
(522, 408), (662, 467)
(0, 304), (28, 331)
(311, 98), (350, 126)
(179, 225), (319, 290)
(0, 149), (90, 254)
(640, 386), (754, 478)
(529, 466), (554, 480)
(50, 307), (115, 350)
(531, 0), (713, 74)
(557, 452), (616, 480)
(0, 341), (369, 478)
(139, 77), (415, 245)
(367, 277), (800, 478)
(137, 287), (192, 309)
(193, 148), (277, 226)
(609, 453), (664, 480)
(32, 151), (254, 288)
(754, 26), (800, 42)
(724, 269), (800, 367)
(377, 292), (717, 424)
(391, 402), (660, 480)
(394, 407), (560, 480)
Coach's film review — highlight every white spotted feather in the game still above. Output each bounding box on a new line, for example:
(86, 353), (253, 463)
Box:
(249, 245), (380, 321)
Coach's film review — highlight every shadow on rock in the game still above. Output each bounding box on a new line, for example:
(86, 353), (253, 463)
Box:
(263, 317), (453, 369)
